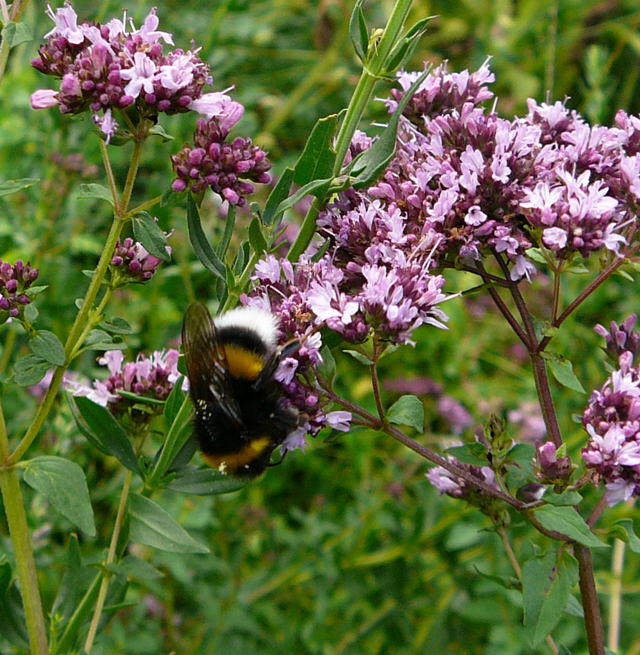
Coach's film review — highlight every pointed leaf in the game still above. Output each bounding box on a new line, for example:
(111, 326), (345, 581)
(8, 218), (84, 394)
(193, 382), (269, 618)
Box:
(544, 353), (586, 393)
(22, 456), (95, 536)
(349, 68), (430, 189)
(75, 183), (114, 206)
(98, 317), (134, 335)
(1, 21), (33, 47)
(387, 395), (424, 432)
(348, 0), (368, 62)
(186, 195), (225, 281)
(293, 114), (338, 188)
(248, 216), (268, 256)
(132, 213), (170, 262)
(216, 204), (236, 257)
(128, 494), (209, 553)
(13, 354), (49, 386)
(0, 560), (28, 647)
(0, 177), (39, 198)
(29, 330), (65, 366)
(523, 550), (578, 647)
(168, 467), (247, 495)
(72, 396), (141, 474)
(612, 518), (640, 553)
(263, 167), (294, 225)
(533, 506), (608, 548)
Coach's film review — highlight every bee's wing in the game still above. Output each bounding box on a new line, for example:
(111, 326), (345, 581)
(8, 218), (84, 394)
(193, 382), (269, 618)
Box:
(182, 302), (243, 428)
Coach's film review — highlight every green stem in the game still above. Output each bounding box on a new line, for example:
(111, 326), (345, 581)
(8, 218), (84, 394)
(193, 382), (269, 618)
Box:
(221, 251), (258, 313)
(0, 402), (49, 655)
(84, 469), (133, 653)
(9, 137), (145, 464)
(0, 0), (30, 85)
(287, 0), (414, 262)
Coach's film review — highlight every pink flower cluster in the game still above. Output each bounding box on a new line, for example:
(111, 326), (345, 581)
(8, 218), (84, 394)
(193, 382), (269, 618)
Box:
(336, 60), (640, 280)
(243, 256), (351, 451)
(111, 237), (170, 284)
(582, 323), (640, 505)
(170, 113), (271, 206)
(0, 260), (39, 321)
(66, 349), (187, 417)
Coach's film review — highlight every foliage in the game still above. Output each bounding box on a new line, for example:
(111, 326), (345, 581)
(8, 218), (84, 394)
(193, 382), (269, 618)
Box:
(1, 1), (640, 655)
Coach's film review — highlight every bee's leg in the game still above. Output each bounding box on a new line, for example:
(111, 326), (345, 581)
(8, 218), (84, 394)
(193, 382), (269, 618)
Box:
(268, 450), (288, 468)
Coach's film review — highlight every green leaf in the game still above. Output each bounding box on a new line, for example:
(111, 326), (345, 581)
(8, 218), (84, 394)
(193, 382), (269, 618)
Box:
(168, 467), (247, 495)
(349, 68), (430, 189)
(72, 396), (141, 474)
(132, 213), (170, 262)
(1, 21), (33, 47)
(98, 317), (134, 334)
(533, 506), (608, 548)
(543, 490), (583, 506)
(248, 216), (268, 256)
(75, 183), (114, 206)
(544, 354), (586, 393)
(14, 354), (49, 386)
(316, 345), (336, 383)
(343, 349), (372, 365)
(387, 395), (424, 432)
(612, 519), (640, 553)
(0, 560), (28, 648)
(275, 175), (334, 215)
(446, 443), (488, 467)
(148, 395), (193, 485)
(148, 123), (174, 142)
(215, 204), (236, 257)
(23, 303), (38, 323)
(386, 16), (434, 71)
(51, 535), (87, 622)
(81, 329), (125, 351)
(163, 376), (186, 431)
(22, 456), (96, 536)
(348, 0), (368, 62)
(0, 178), (39, 198)
(293, 114), (338, 188)
(186, 195), (225, 281)
(128, 494), (209, 553)
(108, 555), (164, 581)
(263, 167), (294, 226)
(29, 330), (65, 366)
(523, 550), (578, 647)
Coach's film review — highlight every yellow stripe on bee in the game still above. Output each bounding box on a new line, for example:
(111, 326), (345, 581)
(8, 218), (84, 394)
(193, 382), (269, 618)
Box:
(202, 436), (272, 474)
(223, 344), (264, 380)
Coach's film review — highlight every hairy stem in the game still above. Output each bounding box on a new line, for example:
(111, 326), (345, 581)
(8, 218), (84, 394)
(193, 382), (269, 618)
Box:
(0, 402), (48, 655)
(84, 469), (134, 653)
(575, 545), (605, 655)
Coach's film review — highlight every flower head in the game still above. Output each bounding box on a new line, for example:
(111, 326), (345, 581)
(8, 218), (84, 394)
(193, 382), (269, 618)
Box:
(66, 349), (187, 421)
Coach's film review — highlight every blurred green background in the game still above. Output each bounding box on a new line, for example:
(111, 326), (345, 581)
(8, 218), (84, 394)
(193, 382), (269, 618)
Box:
(2, 1), (640, 653)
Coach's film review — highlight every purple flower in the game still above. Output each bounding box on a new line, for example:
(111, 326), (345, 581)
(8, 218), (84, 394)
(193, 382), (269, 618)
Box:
(110, 235), (170, 284)
(65, 348), (188, 419)
(32, 4), (214, 126)
(582, 349), (640, 505)
(426, 458), (497, 500)
(594, 315), (640, 364)
(171, 114), (271, 205)
(0, 260), (39, 322)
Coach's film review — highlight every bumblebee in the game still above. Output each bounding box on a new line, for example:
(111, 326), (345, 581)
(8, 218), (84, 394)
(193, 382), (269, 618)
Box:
(181, 302), (299, 477)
